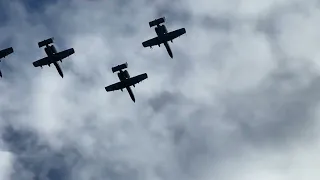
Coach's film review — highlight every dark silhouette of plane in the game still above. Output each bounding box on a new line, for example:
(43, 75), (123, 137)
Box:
(32, 37), (75, 78)
(142, 17), (186, 58)
(105, 62), (148, 102)
(0, 47), (14, 78)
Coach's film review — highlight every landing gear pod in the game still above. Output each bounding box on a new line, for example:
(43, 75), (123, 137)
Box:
(112, 62), (128, 73)
(149, 17), (165, 27)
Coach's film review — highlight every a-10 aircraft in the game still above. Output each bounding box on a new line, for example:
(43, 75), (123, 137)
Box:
(142, 17), (186, 58)
(0, 47), (14, 77)
(32, 37), (75, 78)
(105, 62), (148, 102)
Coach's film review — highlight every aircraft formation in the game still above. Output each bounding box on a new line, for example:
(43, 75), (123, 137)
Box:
(0, 17), (186, 102)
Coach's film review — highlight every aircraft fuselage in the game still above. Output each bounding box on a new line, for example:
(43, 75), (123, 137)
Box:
(117, 70), (136, 102)
(53, 62), (63, 78)
(155, 25), (173, 58)
(126, 87), (135, 102)
(45, 45), (64, 78)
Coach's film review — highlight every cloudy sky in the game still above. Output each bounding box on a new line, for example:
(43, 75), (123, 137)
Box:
(0, 0), (320, 179)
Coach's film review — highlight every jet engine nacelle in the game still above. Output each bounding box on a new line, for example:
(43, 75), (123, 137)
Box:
(123, 70), (130, 79)
(163, 25), (168, 33)
(44, 45), (57, 55)
(44, 47), (51, 55)
(149, 17), (165, 27)
(50, 45), (57, 54)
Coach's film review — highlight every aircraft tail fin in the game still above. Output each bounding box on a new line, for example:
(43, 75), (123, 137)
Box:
(149, 17), (165, 27)
(38, 37), (54, 48)
(0, 47), (14, 59)
(112, 62), (128, 73)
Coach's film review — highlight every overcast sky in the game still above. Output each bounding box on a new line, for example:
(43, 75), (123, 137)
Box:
(0, 0), (320, 179)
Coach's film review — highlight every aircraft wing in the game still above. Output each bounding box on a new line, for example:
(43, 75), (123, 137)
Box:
(163, 28), (186, 42)
(33, 48), (75, 67)
(52, 48), (75, 61)
(33, 56), (50, 67)
(0, 47), (14, 59)
(105, 81), (126, 92)
(142, 37), (161, 48)
(105, 73), (148, 92)
(124, 73), (148, 87)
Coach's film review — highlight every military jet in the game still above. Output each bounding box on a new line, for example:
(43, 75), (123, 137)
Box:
(105, 62), (148, 102)
(142, 17), (186, 58)
(0, 47), (14, 77)
(32, 37), (75, 78)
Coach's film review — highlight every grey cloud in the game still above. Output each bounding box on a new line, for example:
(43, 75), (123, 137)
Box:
(143, 60), (320, 179)
(1, 0), (320, 180)
(3, 126), (80, 180)
(200, 16), (233, 32)
(148, 91), (185, 112)
(221, 69), (320, 149)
